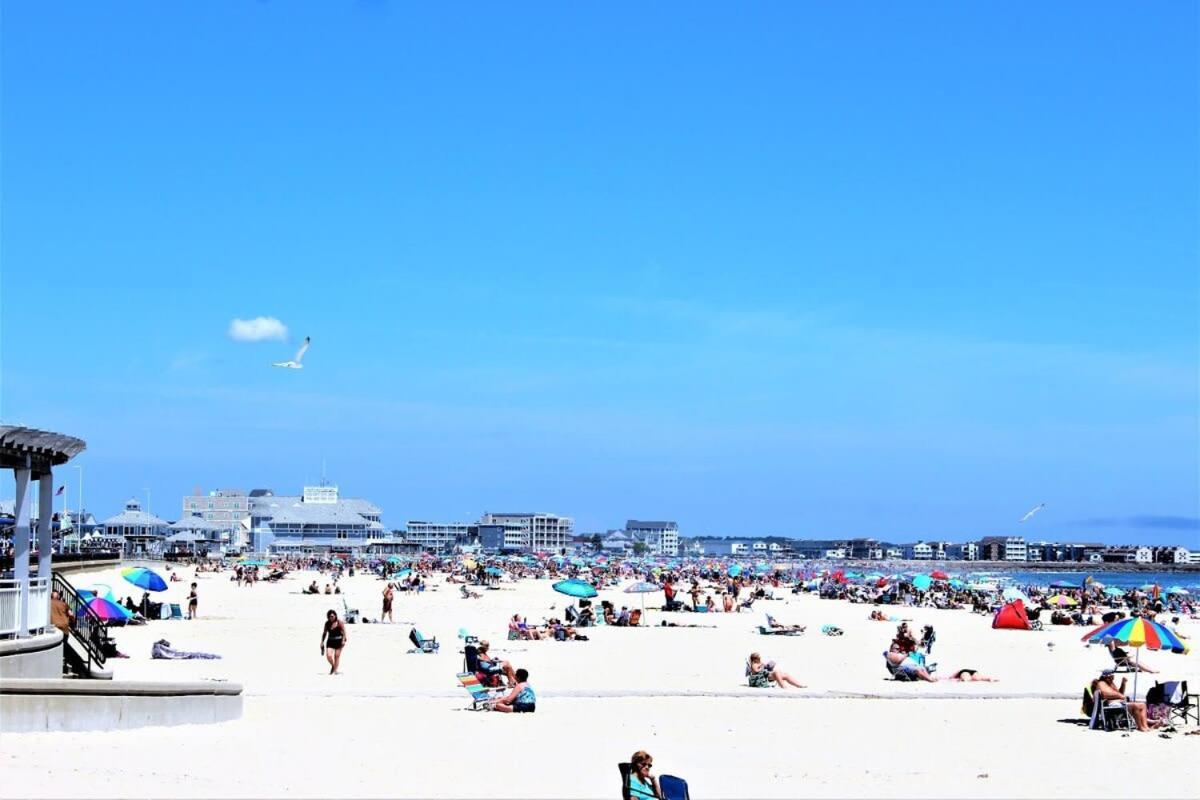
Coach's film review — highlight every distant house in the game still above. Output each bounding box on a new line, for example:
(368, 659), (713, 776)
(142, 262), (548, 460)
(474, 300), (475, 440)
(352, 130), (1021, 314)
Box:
(103, 498), (169, 556)
(912, 542), (933, 560)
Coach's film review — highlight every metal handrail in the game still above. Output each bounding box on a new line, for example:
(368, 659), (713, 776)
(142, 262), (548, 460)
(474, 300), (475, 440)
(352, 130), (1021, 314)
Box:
(51, 571), (108, 672)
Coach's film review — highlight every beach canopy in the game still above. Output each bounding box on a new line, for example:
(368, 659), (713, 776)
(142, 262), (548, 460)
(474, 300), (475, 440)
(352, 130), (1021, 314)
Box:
(121, 566), (167, 592)
(1048, 580), (1079, 589)
(992, 600), (1032, 631)
(552, 579), (598, 599)
(1082, 617), (1188, 654)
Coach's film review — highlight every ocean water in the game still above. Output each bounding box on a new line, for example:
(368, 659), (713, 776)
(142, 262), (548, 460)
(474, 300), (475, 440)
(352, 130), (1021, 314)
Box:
(967, 569), (1198, 591)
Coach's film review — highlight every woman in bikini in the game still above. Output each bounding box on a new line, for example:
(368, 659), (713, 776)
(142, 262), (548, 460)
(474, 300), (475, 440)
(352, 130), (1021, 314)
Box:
(320, 609), (348, 675)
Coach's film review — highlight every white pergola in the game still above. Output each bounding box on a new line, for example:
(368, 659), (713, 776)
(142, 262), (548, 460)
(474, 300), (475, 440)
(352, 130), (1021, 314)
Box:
(1, 426), (87, 638)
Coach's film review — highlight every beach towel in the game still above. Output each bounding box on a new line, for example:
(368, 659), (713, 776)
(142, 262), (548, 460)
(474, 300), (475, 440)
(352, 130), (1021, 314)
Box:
(821, 625), (844, 636)
(151, 639), (221, 660)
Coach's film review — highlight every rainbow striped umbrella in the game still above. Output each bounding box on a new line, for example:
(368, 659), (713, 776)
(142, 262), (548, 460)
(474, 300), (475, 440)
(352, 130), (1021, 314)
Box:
(1082, 616), (1188, 700)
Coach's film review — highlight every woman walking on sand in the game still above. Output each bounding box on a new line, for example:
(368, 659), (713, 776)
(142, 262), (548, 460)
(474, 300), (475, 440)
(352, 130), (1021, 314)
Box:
(320, 609), (348, 674)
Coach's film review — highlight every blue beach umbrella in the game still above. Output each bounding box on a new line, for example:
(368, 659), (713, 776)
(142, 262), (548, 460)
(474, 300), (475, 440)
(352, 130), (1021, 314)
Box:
(121, 567), (167, 592)
(386, 556), (403, 564)
(912, 574), (933, 591)
(728, 564), (743, 577)
(553, 579), (598, 599)
(1103, 587), (1125, 598)
(948, 579), (966, 590)
(1166, 586), (1189, 596)
(392, 568), (413, 580)
(486, 567), (505, 577)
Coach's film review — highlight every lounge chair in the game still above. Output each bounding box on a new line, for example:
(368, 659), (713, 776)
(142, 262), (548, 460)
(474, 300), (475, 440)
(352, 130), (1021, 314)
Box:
(759, 613), (804, 635)
(409, 628), (438, 653)
(457, 672), (505, 711)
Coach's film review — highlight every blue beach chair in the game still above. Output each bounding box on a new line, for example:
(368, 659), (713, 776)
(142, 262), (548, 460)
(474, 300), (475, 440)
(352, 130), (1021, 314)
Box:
(659, 774), (690, 800)
(409, 628), (438, 653)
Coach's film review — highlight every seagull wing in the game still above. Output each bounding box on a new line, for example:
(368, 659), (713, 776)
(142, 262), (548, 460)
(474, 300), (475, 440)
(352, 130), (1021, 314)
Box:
(293, 336), (310, 364)
(1018, 503), (1045, 523)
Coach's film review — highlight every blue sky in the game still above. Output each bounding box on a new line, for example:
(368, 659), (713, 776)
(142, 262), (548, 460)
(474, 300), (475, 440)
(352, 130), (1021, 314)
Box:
(2, 3), (1196, 545)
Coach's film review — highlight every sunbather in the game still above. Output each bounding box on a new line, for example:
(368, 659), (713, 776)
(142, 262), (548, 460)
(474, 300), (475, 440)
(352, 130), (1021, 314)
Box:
(1092, 672), (1159, 731)
(886, 645), (936, 682)
(476, 640), (517, 685)
(1108, 640), (1157, 672)
(765, 613), (805, 633)
(947, 668), (997, 682)
(746, 652), (805, 688)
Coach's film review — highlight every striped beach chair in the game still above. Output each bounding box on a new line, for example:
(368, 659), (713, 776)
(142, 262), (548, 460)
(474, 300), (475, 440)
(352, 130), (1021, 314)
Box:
(457, 672), (505, 711)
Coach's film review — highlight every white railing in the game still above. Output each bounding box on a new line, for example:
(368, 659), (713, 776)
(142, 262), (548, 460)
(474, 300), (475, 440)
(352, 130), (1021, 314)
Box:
(0, 577), (51, 637)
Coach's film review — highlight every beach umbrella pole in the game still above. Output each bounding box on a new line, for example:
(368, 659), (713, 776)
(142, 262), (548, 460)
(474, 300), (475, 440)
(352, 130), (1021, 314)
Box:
(1133, 649), (1140, 702)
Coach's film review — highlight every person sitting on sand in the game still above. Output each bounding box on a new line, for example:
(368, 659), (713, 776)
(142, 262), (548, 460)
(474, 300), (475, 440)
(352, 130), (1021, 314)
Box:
(722, 592), (734, 613)
(602, 602), (617, 626)
(886, 645), (937, 682)
(617, 606), (631, 626)
(306, 581), (319, 595)
(324, 583), (332, 595)
(746, 652), (805, 688)
(1092, 671), (1159, 731)
(476, 640), (517, 685)
(869, 609), (888, 621)
(947, 669), (997, 682)
(491, 667), (536, 713)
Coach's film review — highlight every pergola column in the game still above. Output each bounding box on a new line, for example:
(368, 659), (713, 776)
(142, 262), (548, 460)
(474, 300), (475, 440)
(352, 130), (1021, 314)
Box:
(13, 463), (31, 637)
(37, 469), (54, 583)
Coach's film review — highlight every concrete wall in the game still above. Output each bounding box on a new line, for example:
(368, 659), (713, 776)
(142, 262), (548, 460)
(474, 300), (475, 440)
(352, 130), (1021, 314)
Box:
(1, 678), (243, 732)
(0, 631), (64, 679)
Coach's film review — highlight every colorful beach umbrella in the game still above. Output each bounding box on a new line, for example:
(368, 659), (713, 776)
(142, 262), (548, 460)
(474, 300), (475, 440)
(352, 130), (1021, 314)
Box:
(1047, 594), (1078, 607)
(121, 567), (167, 592)
(552, 579), (598, 599)
(1082, 616), (1188, 699)
(79, 596), (131, 621)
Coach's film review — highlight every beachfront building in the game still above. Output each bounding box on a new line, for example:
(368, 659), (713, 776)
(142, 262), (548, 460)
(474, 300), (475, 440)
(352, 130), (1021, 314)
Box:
(625, 520), (679, 556)
(404, 521), (470, 553)
(102, 499), (170, 556)
(911, 542), (933, 559)
(1004, 536), (1027, 561)
(248, 484), (385, 554)
(478, 512), (573, 554)
(167, 512), (231, 556)
(1101, 545), (1154, 564)
(1153, 546), (1193, 565)
(182, 488), (249, 534)
(601, 532), (635, 554)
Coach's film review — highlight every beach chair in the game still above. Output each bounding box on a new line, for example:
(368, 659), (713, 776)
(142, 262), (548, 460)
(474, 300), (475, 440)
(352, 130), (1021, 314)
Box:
(342, 597), (360, 624)
(457, 672), (504, 711)
(463, 643), (502, 686)
(1083, 685), (1132, 731)
(1146, 680), (1195, 726)
(168, 603), (184, 621)
(409, 628), (438, 653)
(618, 762), (633, 800)
(659, 775), (691, 800)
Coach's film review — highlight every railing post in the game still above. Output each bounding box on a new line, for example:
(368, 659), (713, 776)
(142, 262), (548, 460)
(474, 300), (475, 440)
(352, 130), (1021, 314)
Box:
(13, 463), (32, 637)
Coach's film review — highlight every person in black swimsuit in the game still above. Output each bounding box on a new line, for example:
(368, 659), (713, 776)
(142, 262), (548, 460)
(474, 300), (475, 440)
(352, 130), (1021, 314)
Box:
(187, 583), (198, 620)
(321, 609), (348, 674)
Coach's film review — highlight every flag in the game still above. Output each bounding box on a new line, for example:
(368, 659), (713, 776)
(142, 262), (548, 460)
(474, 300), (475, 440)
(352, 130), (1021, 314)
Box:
(55, 486), (65, 496)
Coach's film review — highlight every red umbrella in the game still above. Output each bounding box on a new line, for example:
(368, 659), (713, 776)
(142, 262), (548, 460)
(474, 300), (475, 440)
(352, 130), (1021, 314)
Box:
(931, 570), (949, 580)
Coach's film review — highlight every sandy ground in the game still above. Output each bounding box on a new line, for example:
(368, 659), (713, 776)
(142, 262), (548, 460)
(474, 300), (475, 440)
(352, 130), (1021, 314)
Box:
(2, 563), (1197, 798)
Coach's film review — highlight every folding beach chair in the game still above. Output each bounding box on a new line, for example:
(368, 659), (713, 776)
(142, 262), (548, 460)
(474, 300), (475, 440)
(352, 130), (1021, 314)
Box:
(409, 628), (439, 653)
(659, 775), (690, 800)
(1146, 680), (1195, 726)
(1083, 686), (1132, 731)
(457, 672), (505, 711)
(168, 603), (184, 621)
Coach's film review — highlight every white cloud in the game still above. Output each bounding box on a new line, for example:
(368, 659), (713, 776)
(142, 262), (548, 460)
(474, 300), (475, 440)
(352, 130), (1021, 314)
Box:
(228, 316), (288, 342)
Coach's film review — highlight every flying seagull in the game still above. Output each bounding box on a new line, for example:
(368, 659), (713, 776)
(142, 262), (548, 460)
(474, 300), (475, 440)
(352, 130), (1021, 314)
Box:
(273, 336), (310, 369)
(1018, 503), (1045, 523)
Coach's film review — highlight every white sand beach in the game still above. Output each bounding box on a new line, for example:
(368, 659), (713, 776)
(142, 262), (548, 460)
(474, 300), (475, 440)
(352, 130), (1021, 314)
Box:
(3, 563), (1197, 798)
